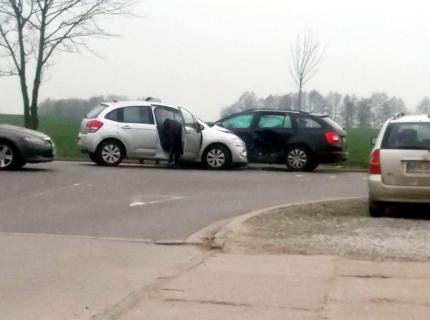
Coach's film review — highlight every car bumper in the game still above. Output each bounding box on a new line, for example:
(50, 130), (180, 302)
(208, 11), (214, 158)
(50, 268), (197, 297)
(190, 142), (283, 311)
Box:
(230, 145), (248, 164)
(316, 150), (348, 163)
(368, 174), (430, 203)
(77, 133), (100, 154)
(22, 143), (55, 163)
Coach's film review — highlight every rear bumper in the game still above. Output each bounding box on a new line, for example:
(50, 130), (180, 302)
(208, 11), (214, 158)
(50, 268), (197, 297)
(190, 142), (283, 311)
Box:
(316, 150), (348, 163)
(369, 174), (430, 203)
(77, 133), (100, 154)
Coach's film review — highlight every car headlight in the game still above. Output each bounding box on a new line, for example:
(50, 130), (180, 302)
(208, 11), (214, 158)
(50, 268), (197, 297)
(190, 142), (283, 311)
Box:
(24, 136), (46, 145)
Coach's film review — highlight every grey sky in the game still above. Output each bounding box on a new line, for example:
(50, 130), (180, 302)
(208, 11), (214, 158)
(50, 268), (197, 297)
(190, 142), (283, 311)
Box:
(1, 0), (429, 120)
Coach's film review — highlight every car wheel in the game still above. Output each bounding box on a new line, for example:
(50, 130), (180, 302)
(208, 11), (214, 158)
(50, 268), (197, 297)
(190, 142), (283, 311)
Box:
(369, 201), (385, 217)
(203, 144), (232, 170)
(286, 146), (312, 171)
(96, 140), (124, 167)
(0, 141), (25, 170)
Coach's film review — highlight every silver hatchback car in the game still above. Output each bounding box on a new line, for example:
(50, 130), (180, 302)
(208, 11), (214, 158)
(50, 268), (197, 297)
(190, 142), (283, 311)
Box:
(77, 101), (247, 169)
(368, 113), (430, 216)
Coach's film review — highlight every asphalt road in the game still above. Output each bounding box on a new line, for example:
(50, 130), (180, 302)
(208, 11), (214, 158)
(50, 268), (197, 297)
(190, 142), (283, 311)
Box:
(0, 161), (367, 241)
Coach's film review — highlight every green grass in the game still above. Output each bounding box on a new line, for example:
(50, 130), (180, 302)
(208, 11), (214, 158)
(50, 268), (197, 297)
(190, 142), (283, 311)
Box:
(344, 128), (379, 168)
(1, 114), (378, 167)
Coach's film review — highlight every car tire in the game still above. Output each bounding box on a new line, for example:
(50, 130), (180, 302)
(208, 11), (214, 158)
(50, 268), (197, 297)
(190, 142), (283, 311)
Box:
(89, 152), (102, 165)
(203, 144), (232, 170)
(286, 146), (312, 171)
(304, 161), (319, 172)
(96, 140), (124, 167)
(0, 141), (25, 170)
(369, 201), (385, 217)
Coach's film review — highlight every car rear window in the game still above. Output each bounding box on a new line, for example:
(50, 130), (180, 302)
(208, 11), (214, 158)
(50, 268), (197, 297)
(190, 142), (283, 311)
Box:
(86, 105), (107, 119)
(320, 116), (344, 132)
(382, 123), (430, 150)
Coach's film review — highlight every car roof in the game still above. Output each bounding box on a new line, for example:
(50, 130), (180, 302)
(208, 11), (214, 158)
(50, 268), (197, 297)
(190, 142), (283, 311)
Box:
(390, 114), (430, 124)
(101, 101), (179, 110)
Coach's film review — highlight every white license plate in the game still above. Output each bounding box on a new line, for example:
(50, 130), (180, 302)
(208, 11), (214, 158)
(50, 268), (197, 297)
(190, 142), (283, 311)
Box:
(406, 161), (430, 173)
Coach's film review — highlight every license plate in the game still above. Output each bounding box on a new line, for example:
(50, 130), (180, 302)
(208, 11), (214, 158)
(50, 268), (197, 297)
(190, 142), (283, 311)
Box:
(406, 161), (430, 173)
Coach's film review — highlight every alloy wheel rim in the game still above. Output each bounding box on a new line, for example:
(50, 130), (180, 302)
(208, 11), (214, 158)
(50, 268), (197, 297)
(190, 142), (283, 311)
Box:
(101, 144), (121, 164)
(287, 149), (307, 169)
(207, 149), (226, 168)
(0, 144), (13, 168)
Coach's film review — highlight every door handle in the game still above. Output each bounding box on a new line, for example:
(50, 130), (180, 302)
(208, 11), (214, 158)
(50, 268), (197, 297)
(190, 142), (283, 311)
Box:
(121, 125), (132, 129)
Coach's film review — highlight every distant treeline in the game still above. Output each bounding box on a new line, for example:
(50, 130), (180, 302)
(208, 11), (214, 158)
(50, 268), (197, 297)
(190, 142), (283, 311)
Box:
(222, 91), (430, 129)
(39, 95), (129, 119)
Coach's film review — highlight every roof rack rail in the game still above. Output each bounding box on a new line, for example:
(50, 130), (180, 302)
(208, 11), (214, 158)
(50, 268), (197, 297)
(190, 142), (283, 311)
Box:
(244, 108), (309, 114)
(392, 112), (404, 120)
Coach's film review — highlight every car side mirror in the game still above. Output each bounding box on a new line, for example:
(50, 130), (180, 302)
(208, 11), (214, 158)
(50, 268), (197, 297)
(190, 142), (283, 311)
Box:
(197, 123), (205, 132)
(371, 137), (377, 145)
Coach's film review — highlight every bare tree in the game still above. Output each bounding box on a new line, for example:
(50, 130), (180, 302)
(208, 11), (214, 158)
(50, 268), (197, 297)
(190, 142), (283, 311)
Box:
(0, 0), (134, 129)
(289, 28), (324, 111)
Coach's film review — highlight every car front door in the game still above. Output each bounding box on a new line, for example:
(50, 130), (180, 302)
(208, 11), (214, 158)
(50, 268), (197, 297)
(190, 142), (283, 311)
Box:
(180, 107), (202, 160)
(218, 113), (255, 154)
(252, 112), (294, 162)
(116, 106), (157, 157)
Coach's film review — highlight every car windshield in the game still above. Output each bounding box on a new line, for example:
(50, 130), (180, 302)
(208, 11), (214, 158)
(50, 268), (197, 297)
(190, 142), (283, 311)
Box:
(86, 105), (107, 119)
(382, 123), (430, 150)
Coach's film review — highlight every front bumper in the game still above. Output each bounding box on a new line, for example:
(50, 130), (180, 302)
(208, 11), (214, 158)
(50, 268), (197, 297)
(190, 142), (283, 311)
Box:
(230, 145), (248, 164)
(368, 174), (430, 203)
(22, 140), (55, 163)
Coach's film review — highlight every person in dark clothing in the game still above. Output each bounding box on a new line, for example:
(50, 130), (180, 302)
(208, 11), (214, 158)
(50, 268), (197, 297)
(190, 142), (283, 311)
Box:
(163, 118), (184, 167)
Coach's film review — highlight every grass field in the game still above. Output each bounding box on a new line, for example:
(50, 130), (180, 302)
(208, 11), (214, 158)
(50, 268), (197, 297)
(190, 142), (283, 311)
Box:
(0, 114), (377, 167)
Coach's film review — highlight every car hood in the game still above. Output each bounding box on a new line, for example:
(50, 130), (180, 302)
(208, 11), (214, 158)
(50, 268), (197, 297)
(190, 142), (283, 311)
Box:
(0, 124), (50, 139)
(211, 124), (234, 134)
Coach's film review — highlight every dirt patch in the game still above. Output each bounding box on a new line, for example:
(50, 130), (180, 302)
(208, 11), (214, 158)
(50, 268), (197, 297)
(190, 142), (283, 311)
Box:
(224, 199), (430, 261)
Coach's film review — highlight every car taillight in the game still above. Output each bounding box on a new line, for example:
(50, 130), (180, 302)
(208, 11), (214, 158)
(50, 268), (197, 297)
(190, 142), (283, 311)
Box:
(369, 149), (381, 174)
(86, 120), (103, 133)
(325, 132), (341, 145)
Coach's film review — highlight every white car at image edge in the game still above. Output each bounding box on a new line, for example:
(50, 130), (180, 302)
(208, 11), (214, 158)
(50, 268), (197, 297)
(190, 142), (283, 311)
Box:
(77, 101), (248, 169)
(368, 113), (430, 216)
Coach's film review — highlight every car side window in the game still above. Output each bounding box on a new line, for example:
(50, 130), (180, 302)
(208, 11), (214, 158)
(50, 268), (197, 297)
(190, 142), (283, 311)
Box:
(105, 109), (121, 122)
(222, 114), (254, 129)
(258, 114), (292, 129)
(181, 108), (197, 129)
(122, 106), (154, 124)
(154, 107), (184, 126)
(296, 116), (322, 129)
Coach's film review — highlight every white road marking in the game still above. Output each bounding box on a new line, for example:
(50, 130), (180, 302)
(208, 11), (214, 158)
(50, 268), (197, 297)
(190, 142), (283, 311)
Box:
(129, 195), (184, 207)
(329, 176), (337, 179)
(295, 174), (303, 178)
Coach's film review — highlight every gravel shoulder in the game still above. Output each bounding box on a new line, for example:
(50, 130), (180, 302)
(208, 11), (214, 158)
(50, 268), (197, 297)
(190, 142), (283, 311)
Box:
(224, 198), (430, 261)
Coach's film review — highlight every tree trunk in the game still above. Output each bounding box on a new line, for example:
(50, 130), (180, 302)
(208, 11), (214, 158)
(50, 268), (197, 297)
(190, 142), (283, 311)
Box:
(298, 80), (303, 111)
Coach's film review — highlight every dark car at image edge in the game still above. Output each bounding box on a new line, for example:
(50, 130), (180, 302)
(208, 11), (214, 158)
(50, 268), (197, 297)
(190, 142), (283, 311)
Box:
(215, 109), (347, 171)
(0, 124), (55, 170)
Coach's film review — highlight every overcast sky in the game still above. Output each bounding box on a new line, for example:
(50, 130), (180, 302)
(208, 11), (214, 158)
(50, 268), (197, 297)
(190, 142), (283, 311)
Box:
(1, 0), (429, 120)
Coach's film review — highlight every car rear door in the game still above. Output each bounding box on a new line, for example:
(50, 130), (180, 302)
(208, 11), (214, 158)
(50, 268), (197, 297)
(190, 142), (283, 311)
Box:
(380, 122), (430, 187)
(116, 106), (157, 157)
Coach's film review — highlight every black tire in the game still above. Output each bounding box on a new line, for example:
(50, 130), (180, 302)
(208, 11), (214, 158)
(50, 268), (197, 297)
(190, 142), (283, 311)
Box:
(304, 161), (319, 172)
(285, 146), (312, 171)
(89, 152), (102, 165)
(96, 140), (124, 167)
(0, 141), (25, 171)
(369, 201), (385, 217)
(203, 144), (232, 170)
